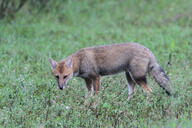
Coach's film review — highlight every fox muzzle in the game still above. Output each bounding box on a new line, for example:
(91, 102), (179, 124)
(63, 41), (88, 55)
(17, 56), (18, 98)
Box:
(59, 86), (63, 90)
(58, 84), (65, 90)
(57, 75), (72, 90)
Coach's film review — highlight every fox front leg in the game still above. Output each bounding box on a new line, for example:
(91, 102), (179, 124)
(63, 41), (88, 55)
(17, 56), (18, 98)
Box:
(125, 72), (136, 100)
(93, 76), (101, 95)
(84, 78), (93, 98)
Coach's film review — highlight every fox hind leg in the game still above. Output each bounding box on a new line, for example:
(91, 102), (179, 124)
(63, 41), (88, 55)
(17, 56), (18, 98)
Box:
(125, 72), (136, 100)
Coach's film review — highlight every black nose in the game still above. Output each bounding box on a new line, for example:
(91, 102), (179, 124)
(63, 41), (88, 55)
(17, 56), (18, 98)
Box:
(59, 86), (63, 90)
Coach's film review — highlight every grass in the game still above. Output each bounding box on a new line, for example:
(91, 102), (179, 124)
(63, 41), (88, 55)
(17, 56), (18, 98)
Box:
(0, 0), (192, 127)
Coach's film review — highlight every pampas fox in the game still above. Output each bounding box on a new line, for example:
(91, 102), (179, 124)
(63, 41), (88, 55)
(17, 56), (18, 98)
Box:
(49, 43), (172, 99)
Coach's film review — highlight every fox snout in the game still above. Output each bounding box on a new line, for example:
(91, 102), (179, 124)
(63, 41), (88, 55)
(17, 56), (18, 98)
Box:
(58, 80), (66, 90)
(59, 86), (63, 90)
(58, 84), (65, 90)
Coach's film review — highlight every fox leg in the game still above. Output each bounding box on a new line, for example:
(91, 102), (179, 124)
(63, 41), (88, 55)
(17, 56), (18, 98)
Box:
(125, 72), (136, 100)
(84, 78), (93, 98)
(136, 77), (152, 94)
(91, 76), (101, 107)
(93, 76), (101, 95)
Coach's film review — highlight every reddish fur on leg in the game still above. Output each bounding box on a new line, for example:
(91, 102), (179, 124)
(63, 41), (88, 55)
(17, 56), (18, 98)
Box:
(93, 76), (100, 95)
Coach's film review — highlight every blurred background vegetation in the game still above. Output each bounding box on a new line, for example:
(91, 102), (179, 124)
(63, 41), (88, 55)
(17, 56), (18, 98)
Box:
(0, 0), (68, 19)
(0, 0), (192, 127)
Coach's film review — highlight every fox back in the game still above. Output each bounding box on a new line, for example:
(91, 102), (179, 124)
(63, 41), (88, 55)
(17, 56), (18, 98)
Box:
(73, 43), (155, 79)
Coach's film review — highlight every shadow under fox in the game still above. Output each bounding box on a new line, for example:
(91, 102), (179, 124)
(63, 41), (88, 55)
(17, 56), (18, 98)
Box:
(50, 43), (172, 99)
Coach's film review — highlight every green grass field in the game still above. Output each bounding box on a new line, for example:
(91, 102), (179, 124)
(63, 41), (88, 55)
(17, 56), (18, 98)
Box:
(0, 0), (192, 127)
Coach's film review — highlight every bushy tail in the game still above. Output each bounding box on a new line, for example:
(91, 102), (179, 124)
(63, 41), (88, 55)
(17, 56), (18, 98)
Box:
(149, 60), (172, 96)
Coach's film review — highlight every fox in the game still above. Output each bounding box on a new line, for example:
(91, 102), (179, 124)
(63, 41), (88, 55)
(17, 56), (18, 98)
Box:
(49, 43), (172, 100)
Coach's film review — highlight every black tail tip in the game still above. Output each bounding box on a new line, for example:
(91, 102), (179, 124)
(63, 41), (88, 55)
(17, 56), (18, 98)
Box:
(165, 90), (172, 96)
(166, 90), (178, 98)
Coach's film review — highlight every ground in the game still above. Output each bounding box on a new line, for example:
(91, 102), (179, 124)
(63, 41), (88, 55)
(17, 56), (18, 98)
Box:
(0, 0), (192, 127)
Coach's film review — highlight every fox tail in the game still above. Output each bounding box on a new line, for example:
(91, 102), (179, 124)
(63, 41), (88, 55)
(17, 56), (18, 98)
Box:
(149, 60), (172, 96)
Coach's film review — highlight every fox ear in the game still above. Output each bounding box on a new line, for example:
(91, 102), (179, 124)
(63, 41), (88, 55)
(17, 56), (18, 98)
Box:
(65, 57), (73, 68)
(49, 58), (57, 69)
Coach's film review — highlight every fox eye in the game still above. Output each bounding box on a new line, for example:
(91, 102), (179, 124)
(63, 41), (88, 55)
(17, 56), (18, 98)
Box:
(55, 76), (59, 79)
(63, 75), (68, 79)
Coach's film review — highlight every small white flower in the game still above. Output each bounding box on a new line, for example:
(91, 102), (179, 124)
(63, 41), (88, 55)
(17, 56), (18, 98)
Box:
(65, 106), (70, 109)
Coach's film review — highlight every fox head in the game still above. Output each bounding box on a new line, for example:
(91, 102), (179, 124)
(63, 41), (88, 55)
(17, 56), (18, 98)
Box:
(49, 57), (73, 90)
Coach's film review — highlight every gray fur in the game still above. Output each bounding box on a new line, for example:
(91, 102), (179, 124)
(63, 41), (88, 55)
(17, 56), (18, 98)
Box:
(73, 43), (153, 79)
(64, 43), (172, 95)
